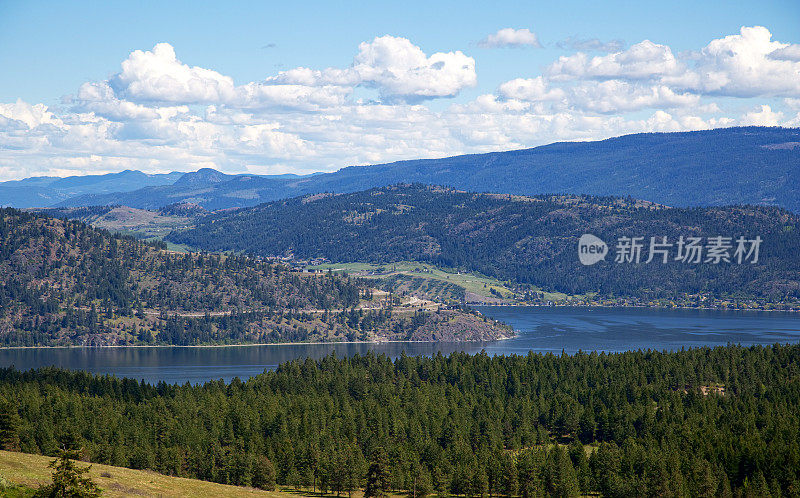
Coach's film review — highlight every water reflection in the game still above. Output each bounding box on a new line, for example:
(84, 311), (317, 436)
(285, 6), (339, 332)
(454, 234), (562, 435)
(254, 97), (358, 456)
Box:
(0, 306), (797, 385)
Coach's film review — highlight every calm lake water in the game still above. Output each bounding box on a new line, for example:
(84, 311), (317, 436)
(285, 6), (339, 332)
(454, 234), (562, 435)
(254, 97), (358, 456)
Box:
(1, 306), (798, 385)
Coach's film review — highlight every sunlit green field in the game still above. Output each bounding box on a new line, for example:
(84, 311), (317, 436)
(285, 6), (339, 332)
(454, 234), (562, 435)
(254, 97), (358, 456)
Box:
(306, 260), (572, 302)
(307, 261), (510, 297)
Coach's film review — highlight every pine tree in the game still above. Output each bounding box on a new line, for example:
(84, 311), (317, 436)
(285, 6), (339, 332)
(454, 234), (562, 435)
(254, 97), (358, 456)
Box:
(252, 455), (276, 491)
(486, 452), (502, 498)
(693, 459), (717, 497)
(412, 466), (433, 498)
(364, 447), (390, 498)
(553, 447), (579, 497)
(745, 471), (771, 497)
(344, 444), (365, 498)
(716, 473), (733, 498)
(500, 453), (519, 498)
(288, 467), (302, 491)
(470, 464), (488, 498)
(34, 449), (102, 498)
(0, 396), (20, 451)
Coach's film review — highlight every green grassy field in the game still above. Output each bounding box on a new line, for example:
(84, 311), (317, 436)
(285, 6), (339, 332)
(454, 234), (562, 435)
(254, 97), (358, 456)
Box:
(307, 261), (514, 297)
(306, 260), (572, 302)
(154, 239), (195, 253)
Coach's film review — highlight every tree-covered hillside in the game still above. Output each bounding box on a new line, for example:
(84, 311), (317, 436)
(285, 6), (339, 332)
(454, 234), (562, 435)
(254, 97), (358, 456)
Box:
(0, 208), (510, 346)
(1, 344), (798, 496)
(168, 185), (800, 302)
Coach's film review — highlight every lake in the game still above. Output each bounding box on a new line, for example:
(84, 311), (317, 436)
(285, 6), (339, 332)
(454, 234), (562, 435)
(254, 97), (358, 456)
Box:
(1, 306), (798, 385)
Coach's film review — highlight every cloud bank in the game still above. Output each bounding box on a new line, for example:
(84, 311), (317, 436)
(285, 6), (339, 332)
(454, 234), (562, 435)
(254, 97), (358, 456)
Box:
(1, 26), (799, 180)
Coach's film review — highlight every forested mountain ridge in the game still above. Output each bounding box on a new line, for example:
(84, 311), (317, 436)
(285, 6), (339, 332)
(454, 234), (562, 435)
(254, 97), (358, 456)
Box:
(55, 127), (800, 212)
(0, 208), (510, 346)
(1, 344), (798, 496)
(168, 184), (800, 304)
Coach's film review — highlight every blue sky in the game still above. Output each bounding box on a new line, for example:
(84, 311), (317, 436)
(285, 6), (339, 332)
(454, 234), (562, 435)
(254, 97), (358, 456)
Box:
(1, 0), (799, 180)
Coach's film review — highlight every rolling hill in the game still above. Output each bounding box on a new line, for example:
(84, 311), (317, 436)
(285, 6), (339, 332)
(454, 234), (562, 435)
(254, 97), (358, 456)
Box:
(0, 450), (283, 497)
(54, 127), (800, 212)
(0, 208), (510, 346)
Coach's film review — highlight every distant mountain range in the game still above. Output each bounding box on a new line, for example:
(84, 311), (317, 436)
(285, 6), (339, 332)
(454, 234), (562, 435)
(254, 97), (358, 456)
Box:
(3, 126), (799, 211)
(0, 170), (184, 208)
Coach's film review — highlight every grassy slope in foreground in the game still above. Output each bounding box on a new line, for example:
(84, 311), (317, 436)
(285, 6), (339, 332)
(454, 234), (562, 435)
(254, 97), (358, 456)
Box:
(0, 450), (400, 498)
(0, 450), (279, 497)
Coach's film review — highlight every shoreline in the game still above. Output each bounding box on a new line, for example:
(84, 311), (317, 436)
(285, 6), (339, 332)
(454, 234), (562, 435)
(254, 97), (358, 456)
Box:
(471, 302), (800, 313)
(0, 336), (514, 350)
(2, 303), (798, 350)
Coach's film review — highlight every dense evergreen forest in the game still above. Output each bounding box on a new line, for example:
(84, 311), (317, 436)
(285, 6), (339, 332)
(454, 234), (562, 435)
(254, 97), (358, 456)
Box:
(168, 185), (800, 302)
(0, 208), (509, 346)
(0, 344), (798, 496)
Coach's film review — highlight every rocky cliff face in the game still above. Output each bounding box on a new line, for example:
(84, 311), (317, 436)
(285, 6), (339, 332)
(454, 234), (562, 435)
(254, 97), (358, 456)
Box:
(404, 310), (514, 342)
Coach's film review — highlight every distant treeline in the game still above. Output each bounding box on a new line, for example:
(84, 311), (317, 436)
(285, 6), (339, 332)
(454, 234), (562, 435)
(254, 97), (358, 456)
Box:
(32, 205), (118, 220)
(1, 344), (798, 496)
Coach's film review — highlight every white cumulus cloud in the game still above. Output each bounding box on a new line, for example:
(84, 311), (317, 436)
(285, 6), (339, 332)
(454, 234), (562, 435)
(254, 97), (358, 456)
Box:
(741, 104), (784, 126)
(111, 43), (236, 103)
(350, 35), (477, 100)
(0, 100), (64, 129)
(548, 40), (684, 81)
(268, 36), (477, 102)
(667, 26), (800, 97)
(547, 26), (800, 100)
